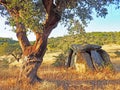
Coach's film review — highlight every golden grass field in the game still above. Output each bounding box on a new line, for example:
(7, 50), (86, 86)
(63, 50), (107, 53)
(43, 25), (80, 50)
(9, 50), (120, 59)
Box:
(0, 44), (120, 90)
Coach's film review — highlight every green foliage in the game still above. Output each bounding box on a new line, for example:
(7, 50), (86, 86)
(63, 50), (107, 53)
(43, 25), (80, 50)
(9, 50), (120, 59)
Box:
(0, 0), (120, 32)
(68, 20), (85, 35)
(0, 43), (20, 56)
(52, 53), (66, 67)
(0, 37), (17, 44)
(1, 0), (45, 32)
(0, 38), (20, 56)
(61, 0), (120, 27)
(47, 32), (120, 52)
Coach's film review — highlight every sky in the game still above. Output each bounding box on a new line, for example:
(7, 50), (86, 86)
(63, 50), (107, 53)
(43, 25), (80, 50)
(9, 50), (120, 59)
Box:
(0, 5), (120, 41)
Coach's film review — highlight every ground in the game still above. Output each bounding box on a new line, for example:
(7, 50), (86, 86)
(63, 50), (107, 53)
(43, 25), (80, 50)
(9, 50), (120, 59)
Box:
(0, 44), (120, 90)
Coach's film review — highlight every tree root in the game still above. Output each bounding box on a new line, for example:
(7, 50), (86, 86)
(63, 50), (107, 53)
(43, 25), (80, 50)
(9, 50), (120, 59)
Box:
(30, 76), (43, 84)
(18, 75), (43, 84)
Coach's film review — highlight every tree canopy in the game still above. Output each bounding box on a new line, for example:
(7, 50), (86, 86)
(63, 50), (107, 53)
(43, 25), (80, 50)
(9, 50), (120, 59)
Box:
(0, 0), (119, 32)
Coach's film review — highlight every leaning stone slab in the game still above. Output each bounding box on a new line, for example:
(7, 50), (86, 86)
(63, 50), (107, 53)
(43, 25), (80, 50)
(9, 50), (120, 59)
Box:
(97, 49), (113, 67)
(91, 50), (104, 70)
(70, 52), (76, 67)
(65, 49), (73, 67)
(82, 52), (95, 71)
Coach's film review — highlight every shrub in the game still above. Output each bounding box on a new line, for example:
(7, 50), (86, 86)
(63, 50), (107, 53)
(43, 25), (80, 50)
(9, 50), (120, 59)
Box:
(52, 53), (66, 67)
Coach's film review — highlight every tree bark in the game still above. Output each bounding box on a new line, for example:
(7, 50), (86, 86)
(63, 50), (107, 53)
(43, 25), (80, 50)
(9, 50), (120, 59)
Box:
(18, 0), (61, 84)
(1, 0), (61, 84)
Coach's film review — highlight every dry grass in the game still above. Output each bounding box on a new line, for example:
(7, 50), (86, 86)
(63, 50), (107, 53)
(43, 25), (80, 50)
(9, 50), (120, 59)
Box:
(0, 66), (120, 90)
(102, 44), (120, 71)
(0, 44), (120, 90)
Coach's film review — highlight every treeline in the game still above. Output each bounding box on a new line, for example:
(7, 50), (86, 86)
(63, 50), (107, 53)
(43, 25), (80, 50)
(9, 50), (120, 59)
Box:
(47, 32), (120, 52)
(0, 32), (120, 55)
(0, 38), (20, 56)
(0, 37), (17, 44)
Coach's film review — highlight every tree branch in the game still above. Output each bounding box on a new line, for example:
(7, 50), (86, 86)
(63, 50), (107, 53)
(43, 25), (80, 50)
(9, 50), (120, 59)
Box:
(33, 32), (43, 52)
(11, 53), (21, 62)
(16, 22), (30, 52)
(42, 0), (61, 33)
(42, 0), (53, 14)
(0, 0), (7, 4)
(0, 2), (31, 52)
(33, 0), (61, 55)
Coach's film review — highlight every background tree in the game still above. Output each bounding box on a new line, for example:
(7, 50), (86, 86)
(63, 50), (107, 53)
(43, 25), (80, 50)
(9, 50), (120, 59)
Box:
(68, 20), (85, 35)
(0, 0), (119, 84)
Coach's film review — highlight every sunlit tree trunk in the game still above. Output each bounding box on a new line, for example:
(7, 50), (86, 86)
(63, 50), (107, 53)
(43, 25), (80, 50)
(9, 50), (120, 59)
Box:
(17, 0), (61, 84)
(0, 0), (61, 84)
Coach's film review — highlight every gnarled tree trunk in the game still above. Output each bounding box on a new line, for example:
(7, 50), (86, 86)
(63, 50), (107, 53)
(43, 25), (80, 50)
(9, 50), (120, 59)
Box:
(0, 0), (61, 84)
(18, 31), (49, 83)
(17, 1), (61, 84)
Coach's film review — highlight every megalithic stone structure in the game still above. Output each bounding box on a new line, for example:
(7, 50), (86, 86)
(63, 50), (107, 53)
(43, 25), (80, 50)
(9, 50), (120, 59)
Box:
(66, 44), (114, 72)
